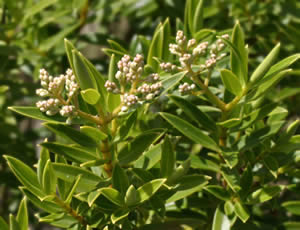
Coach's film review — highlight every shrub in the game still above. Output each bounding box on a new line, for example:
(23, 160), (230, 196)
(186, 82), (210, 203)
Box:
(1, 1), (300, 229)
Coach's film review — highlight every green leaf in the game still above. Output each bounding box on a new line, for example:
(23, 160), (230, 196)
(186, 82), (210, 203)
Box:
(192, 0), (204, 34)
(240, 165), (253, 198)
(118, 111), (137, 141)
(16, 197), (28, 230)
(24, 0), (57, 20)
(161, 72), (187, 96)
(160, 135), (175, 178)
(231, 21), (247, 85)
(249, 43), (281, 84)
(234, 201), (250, 223)
(190, 155), (220, 172)
(111, 209), (130, 224)
(80, 126), (108, 142)
(166, 175), (210, 203)
(8, 106), (65, 123)
(107, 40), (127, 54)
(282, 201), (300, 215)
(43, 123), (97, 147)
(41, 142), (98, 163)
(37, 144), (50, 184)
(52, 163), (102, 192)
(98, 188), (124, 206)
(169, 95), (216, 131)
(247, 186), (283, 204)
(212, 206), (230, 230)
(160, 112), (219, 151)
(283, 222), (300, 230)
(112, 163), (129, 195)
(65, 175), (82, 204)
(72, 50), (98, 90)
(4, 156), (45, 198)
(80, 89), (100, 105)
(125, 185), (139, 206)
(220, 69), (243, 96)
(221, 167), (241, 192)
(263, 54), (300, 82)
(136, 179), (166, 203)
(64, 39), (76, 71)
(194, 29), (216, 41)
(20, 187), (63, 213)
(204, 185), (231, 201)
(217, 118), (241, 128)
(42, 160), (56, 194)
(221, 150), (239, 169)
(9, 214), (20, 230)
(118, 130), (163, 165)
(147, 23), (163, 71)
(0, 216), (8, 230)
(134, 143), (163, 170)
(107, 93), (121, 113)
(0, 85), (9, 93)
(167, 159), (191, 185)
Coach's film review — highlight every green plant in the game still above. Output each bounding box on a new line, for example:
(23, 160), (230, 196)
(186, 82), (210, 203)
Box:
(2, 1), (300, 230)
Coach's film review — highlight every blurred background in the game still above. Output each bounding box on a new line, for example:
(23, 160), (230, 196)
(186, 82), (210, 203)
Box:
(0, 0), (299, 229)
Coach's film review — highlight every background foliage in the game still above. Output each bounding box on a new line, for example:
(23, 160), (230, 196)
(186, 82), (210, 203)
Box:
(0, 0), (299, 229)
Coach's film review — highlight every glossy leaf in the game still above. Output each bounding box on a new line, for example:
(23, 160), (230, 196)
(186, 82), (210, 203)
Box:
(112, 163), (129, 195)
(160, 135), (175, 178)
(220, 69), (243, 96)
(247, 186), (283, 204)
(16, 197), (28, 230)
(134, 143), (163, 170)
(8, 107), (65, 123)
(166, 175), (210, 203)
(160, 112), (219, 151)
(98, 188), (124, 206)
(4, 156), (45, 198)
(52, 163), (102, 192)
(221, 150), (239, 169)
(37, 144), (50, 184)
(125, 185), (139, 206)
(81, 89), (101, 105)
(249, 43), (281, 84)
(0, 217), (8, 230)
(118, 130), (163, 165)
(169, 95), (216, 131)
(161, 72), (187, 96)
(72, 50), (98, 90)
(212, 206), (230, 230)
(136, 178), (166, 203)
(283, 201), (300, 215)
(43, 122), (97, 147)
(9, 214), (20, 230)
(111, 209), (130, 224)
(234, 202), (250, 223)
(65, 175), (82, 204)
(204, 185), (231, 201)
(221, 167), (241, 192)
(80, 126), (108, 142)
(42, 160), (56, 194)
(41, 142), (98, 163)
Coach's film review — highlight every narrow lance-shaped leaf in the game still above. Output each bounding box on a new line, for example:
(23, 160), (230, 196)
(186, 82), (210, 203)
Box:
(249, 43), (281, 84)
(0, 217), (8, 230)
(147, 23), (163, 71)
(80, 126), (107, 142)
(4, 156), (45, 198)
(136, 179), (166, 204)
(160, 112), (219, 151)
(9, 214), (20, 230)
(72, 50), (98, 90)
(193, 0), (204, 34)
(234, 201), (250, 223)
(231, 21), (247, 85)
(99, 188), (125, 207)
(112, 163), (129, 195)
(212, 206), (230, 230)
(37, 143), (50, 184)
(42, 160), (57, 194)
(220, 69), (243, 96)
(282, 201), (300, 215)
(16, 197), (28, 230)
(160, 135), (175, 178)
(169, 95), (216, 131)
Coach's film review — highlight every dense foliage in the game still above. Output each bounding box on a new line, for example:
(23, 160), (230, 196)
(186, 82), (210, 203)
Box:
(0, 0), (300, 229)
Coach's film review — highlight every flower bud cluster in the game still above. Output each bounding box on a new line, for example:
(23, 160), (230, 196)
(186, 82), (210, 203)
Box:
(160, 62), (177, 73)
(60, 105), (77, 117)
(36, 68), (79, 122)
(162, 31), (230, 73)
(116, 54), (144, 83)
(137, 82), (162, 100)
(104, 80), (119, 94)
(121, 94), (139, 112)
(36, 98), (61, 116)
(178, 83), (196, 94)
